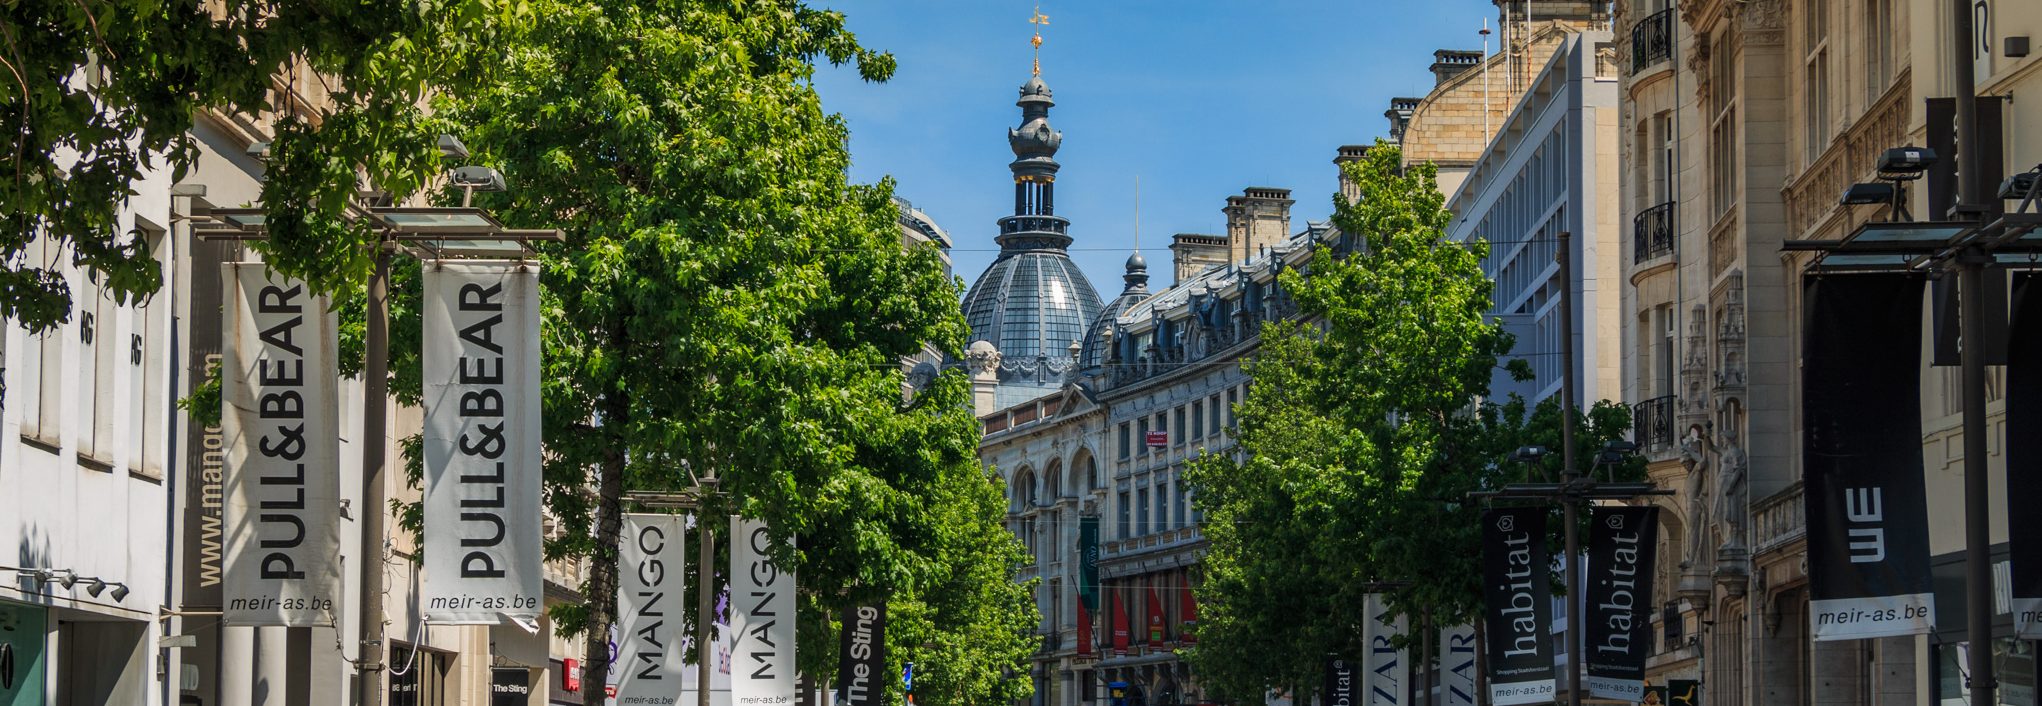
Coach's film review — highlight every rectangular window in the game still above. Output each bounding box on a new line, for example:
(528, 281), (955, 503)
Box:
(1173, 481), (1187, 530)
(1801, 0), (1830, 165)
(1191, 401), (1205, 440)
(1136, 488), (1150, 537)
(1173, 408), (1186, 446)
(1226, 389), (1239, 428)
(1208, 395), (1222, 436)
(1709, 30), (1739, 218)
(1137, 419), (1150, 456)
(21, 235), (63, 444)
(130, 225), (167, 478)
(1864, 0), (1893, 105)
(1118, 422), (1131, 459)
(1155, 480), (1169, 530)
(1118, 491), (1131, 539)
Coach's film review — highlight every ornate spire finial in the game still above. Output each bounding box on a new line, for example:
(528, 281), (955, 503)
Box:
(1029, 4), (1049, 76)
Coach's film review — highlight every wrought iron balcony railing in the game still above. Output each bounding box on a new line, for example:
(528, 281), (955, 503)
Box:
(1633, 394), (1677, 450)
(1634, 201), (1677, 264)
(1630, 9), (1674, 75)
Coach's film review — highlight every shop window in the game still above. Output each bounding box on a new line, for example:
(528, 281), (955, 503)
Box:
(390, 644), (453, 706)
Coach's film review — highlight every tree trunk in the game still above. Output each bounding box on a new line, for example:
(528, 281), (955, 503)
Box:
(581, 318), (633, 697)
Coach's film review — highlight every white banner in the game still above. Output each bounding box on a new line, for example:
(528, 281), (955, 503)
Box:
(422, 261), (544, 624)
(616, 514), (689, 704)
(731, 516), (797, 706)
(1362, 594), (1406, 706)
(221, 264), (342, 626)
(1438, 624), (1478, 706)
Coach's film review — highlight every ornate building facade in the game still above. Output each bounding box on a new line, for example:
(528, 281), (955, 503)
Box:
(1613, 0), (2042, 703)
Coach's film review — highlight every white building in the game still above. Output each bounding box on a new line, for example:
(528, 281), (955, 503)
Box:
(1445, 31), (1624, 408)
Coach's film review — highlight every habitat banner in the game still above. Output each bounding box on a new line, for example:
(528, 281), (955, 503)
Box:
(1079, 516), (1101, 612)
(1323, 655), (1356, 706)
(1362, 594), (1406, 706)
(2010, 274), (2042, 640)
(1437, 624), (1478, 706)
(423, 261), (545, 624)
(836, 603), (888, 706)
(221, 264), (342, 627)
(617, 514), (688, 703)
(1803, 274), (1934, 641)
(732, 516), (797, 706)
(1584, 506), (1658, 701)
(1479, 507), (1554, 706)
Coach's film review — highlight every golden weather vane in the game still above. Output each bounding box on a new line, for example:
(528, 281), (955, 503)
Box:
(1029, 3), (1050, 76)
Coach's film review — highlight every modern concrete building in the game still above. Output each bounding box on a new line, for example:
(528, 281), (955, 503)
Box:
(1446, 31), (1624, 408)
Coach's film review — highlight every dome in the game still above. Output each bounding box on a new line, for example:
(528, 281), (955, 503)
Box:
(1078, 254), (1152, 372)
(962, 252), (1103, 407)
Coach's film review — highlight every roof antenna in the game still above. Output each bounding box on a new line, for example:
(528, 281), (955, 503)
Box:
(1134, 174), (1142, 256)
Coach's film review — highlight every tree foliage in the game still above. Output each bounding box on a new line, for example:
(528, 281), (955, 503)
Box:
(438, 1), (1030, 701)
(1183, 142), (1639, 702)
(0, 0), (521, 332)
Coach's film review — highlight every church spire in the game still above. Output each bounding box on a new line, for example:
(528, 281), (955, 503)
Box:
(998, 14), (1070, 255)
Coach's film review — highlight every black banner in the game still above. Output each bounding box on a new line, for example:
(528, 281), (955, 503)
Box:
(1803, 274), (1934, 640)
(490, 667), (532, 706)
(1079, 516), (1101, 612)
(837, 603), (888, 706)
(1479, 507), (1554, 706)
(2010, 274), (2041, 639)
(1322, 656), (1356, 706)
(1584, 506), (1658, 701)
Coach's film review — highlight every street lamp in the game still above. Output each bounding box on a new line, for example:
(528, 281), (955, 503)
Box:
(194, 170), (560, 706)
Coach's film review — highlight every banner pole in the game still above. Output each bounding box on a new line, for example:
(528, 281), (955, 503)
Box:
(1959, 251), (1997, 703)
(359, 239), (390, 705)
(1556, 231), (1582, 706)
(699, 503), (716, 706)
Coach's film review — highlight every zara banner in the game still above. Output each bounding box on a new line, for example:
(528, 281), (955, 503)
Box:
(422, 261), (544, 624)
(1584, 506), (1658, 701)
(1802, 274), (1934, 640)
(732, 516), (797, 706)
(1362, 594), (1406, 706)
(1437, 624), (1478, 706)
(1479, 507), (1554, 706)
(617, 514), (688, 703)
(2010, 274), (2042, 640)
(221, 263), (342, 627)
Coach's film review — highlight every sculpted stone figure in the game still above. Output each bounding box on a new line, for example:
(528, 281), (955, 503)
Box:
(1678, 424), (1711, 570)
(1715, 424), (1749, 553)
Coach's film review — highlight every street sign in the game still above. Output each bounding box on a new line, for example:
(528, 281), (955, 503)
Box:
(1144, 430), (1169, 448)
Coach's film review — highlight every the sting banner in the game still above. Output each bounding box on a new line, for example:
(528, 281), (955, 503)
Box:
(616, 514), (687, 704)
(2009, 274), (2042, 640)
(732, 516), (797, 706)
(422, 261), (544, 624)
(1803, 274), (1934, 640)
(837, 603), (888, 706)
(1480, 507), (1555, 706)
(221, 263), (341, 626)
(1584, 506), (1658, 701)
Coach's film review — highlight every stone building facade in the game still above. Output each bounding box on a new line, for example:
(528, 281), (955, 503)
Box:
(1612, 0), (2042, 703)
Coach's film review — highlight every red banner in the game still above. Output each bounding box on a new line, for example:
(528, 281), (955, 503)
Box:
(1180, 584), (1198, 644)
(1147, 585), (1165, 649)
(1077, 599), (1095, 657)
(1112, 589), (1131, 656)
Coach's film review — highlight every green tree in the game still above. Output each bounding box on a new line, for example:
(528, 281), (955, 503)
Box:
(0, 0), (520, 333)
(440, 1), (1033, 699)
(1183, 142), (1636, 702)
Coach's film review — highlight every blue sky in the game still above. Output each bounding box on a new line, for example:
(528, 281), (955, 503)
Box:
(813, 0), (1501, 293)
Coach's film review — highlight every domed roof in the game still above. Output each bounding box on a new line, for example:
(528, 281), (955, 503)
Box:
(962, 251), (1102, 407)
(1077, 253), (1152, 372)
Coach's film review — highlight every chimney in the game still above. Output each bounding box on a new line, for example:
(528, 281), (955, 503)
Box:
(1170, 233), (1229, 283)
(1430, 49), (1484, 86)
(1384, 98), (1420, 144)
(1334, 145), (1370, 205)
(1225, 187), (1294, 264)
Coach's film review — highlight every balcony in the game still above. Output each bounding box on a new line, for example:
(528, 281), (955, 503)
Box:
(1633, 201), (1676, 264)
(1753, 483), (1806, 555)
(1629, 9), (1674, 75)
(1633, 395), (1676, 450)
